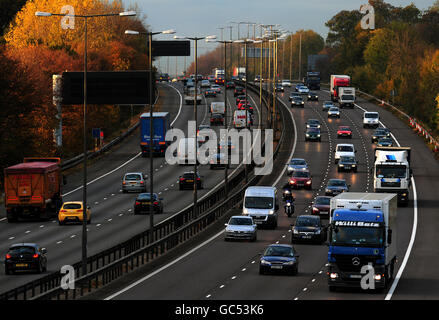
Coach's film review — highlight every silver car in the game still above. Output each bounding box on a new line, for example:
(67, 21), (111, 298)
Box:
(122, 172), (147, 193)
(224, 216), (257, 241)
(328, 107), (340, 118)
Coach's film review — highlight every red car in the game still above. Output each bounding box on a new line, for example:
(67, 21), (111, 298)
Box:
(289, 170), (312, 190)
(311, 196), (331, 216)
(337, 126), (352, 138)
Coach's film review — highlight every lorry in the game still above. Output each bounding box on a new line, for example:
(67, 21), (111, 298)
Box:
(330, 75), (350, 102)
(184, 86), (203, 105)
(140, 112), (171, 157)
(373, 147), (412, 206)
(338, 87), (355, 108)
(304, 71), (321, 90)
(210, 102), (225, 115)
(233, 67), (246, 80)
(214, 68), (225, 79)
(327, 192), (397, 292)
(4, 158), (64, 222)
(233, 110), (251, 129)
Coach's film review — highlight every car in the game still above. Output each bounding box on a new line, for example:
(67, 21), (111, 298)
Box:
(281, 79), (291, 87)
(291, 96), (305, 107)
(254, 75), (261, 82)
(291, 215), (327, 244)
(58, 201), (91, 225)
(289, 170), (312, 189)
(236, 94), (246, 105)
(289, 92), (301, 102)
(328, 106), (340, 118)
(237, 100), (249, 109)
(218, 139), (235, 153)
(334, 143), (356, 163)
(287, 158), (308, 175)
(134, 193), (163, 214)
(371, 128), (390, 143)
(306, 119), (321, 129)
(122, 172), (147, 193)
(377, 137), (394, 147)
(4, 243), (47, 274)
(234, 86), (245, 96)
(210, 153), (229, 169)
(159, 73), (170, 82)
(204, 88), (217, 97)
(197, 125), (211, 144)
(295, 83), (305, 91)
(297, 85), (310, 94)
(224, 216), (257, 241)
(179, 171), (203, 190)
(307, 91), (319, 101)
(305, 127), (321, 142)
(275, 83), (284, 92)
(208, 75), (216, 82)
(200, 79), (211, 88)
(337, 155), (358, 172)
(259, 244), (299, 275)
(215, 77), (225, 85)
(325, 179), (349, 196)
(322, 100), (334, 111)
(225, 81), (235, 89)
(311, 196), (331, 216)
(211, 84), (221, 94)
(337, 126), (352, 138)
(210, 113), (224, 125)
(363, 111), (380, 128)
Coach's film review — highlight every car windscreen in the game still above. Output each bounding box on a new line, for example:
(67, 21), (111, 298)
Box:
(9, 246), (36, 254)
(244, 196), (273, 209)
(376, 165), (406, 178)
(125, 174), (141, 181)
(331, 226), (384, 247)
(63, 203), (82, 209)
(329, 107), (339, 111)
(365, 113), (379, 118)
(340, 156), (355, 162)
(292, 171), (310, 178)
(328, 180), (346, 187)
(315, 197), (330, 205)
(307, 128), (320, 133)
(264, 246), (294, 257)
(296, 217), (319, 227)
(337, 146), (353, 152)
(229, 217), (253, 226)
(290, 159), (306, 166)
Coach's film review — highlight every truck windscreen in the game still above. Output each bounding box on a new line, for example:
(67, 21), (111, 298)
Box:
(331, 226), (384, 247)
(376, 165), (406, 178)
(341, 95), (354, 100)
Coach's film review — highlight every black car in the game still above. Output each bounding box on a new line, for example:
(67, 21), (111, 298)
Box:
(236, 94), (246, 105)
(275, 84), (284, 92)
(377, 137), (394, 147)
(291, 215), (327, 244)
(371, 128), (389, 143)
(291, 96), (304, 108)
(226, 81), (235, 89)
(4, 243), (47, 274)
(307, 92), (319, 101)
(259, 244), (299, 275)
(210, 113), (224, 125)
(305, 127), (321, 142)
(134, 193), (163, 214)
(234, 86), (245, 97)
(179, 171), (203, 190)
(289, 92), (301, 101)
(204, 88), (217, 97)
(325, 179), (349, 196)
(337, 156), (358, 172)
(306, 119), (321, 129)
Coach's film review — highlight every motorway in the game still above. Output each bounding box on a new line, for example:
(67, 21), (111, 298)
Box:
(0, 82), (266, 294)
(101, 84), (439, 300)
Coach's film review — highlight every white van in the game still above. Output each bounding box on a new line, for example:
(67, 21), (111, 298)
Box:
(210, 102), (225, 115)
(177, 137), (197, 164)
(233, 110), (251, 129)
(334, 143), (356, 164)
(242, 186), (278, 229)
(363, 111), (379, 128)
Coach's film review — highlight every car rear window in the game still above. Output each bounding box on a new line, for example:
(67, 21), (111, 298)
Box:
(315, 197), (330, 205)
(125, 174), (142, 181)
(137, 193), (158, 201)
(9, 246), (36, 254)
(63, 203), (82, 210)
(183, 173), (196, 178)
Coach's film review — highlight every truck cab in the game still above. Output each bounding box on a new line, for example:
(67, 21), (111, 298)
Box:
(338, 87), (355, 108)
(140, 112), (171, 156)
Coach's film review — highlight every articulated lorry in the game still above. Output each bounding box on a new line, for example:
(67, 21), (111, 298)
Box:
(304, 71), (321, 90)
(338, 87), (355, 108)
(140, 112), (171, 157)
(330, 75), (350, 102)
(4, 158), (64, 222)
(327, 192), (397, 292)
(374, 147), (411, 206)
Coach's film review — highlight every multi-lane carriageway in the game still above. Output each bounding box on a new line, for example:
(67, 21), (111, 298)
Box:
(1, 81), (439, 300)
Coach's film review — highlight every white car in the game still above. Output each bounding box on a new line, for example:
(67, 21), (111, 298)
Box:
(224, 216), (257, 241)
(297, 86), (310, 94)
(200, 79), (211, 88)
(281, 80), (291, 87)
(211, 84), (221, 94)
(363, 111), (380, 128)
(327, 106), (340, 118)
(334, 143), (356, 164)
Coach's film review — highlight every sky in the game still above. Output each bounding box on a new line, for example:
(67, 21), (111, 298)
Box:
(121, 0), (436, 75)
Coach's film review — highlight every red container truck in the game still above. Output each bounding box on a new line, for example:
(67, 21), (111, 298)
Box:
(330, 75), (351, 102)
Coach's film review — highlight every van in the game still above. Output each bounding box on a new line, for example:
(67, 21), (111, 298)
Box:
(210, 102), (225, 115)
(242, 186), (278, 229)
(233, 110), (251, 129)
(363, 111), (379, 128)
(177, 138), (197, 164)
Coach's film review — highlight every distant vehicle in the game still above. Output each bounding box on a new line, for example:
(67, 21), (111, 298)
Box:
(291, 215), (327, 244)
(305, 127), (321, 142)
(325, 179), (349, 196)
(159, 73), (170, 82)
(254, 75), (261, 83)
(295, 83), (305, 91)
(307, 92), (319, 101)
(214, 68), (225, 79)
(215, 77), (225, 85)
(281, 79), (291, 87)
(140, 112), (171, 156)
(4, 243), (47, 274)
(210, 102), (225, 115)
(377, 137), (394, 147)
(236, 94), (246, 104)
(297, 85), (310, 94)
(200, 79), (211, 87)
(122, 172), (147, 193)
(208, 75), (216, 82)
(197, 124), (211, 144)
(275, 83), (284, 92)
(233, 110), (251, 129)
(204, 88), (216, 97)
(289, 92), (301, 101)
(234, 86), (245, 96)
(184, 87), (203, 105)
(337, 126), (352, 138)
(259, 244), (299, 275)
(58, 201), (91, 225)
(291, 96), (304, 107)
(311, 196), (331, 216)
(224, 216), (257, 241)
(304, 71), (321, 90)
(372, 128), (390, 143)
(327, 106), (340, 118)
(287, 158), (308, 175)
(330, 75), (350, 102)
(179, 171), (203, 190)
(210, 153), (228, 169)
(338, 87), (355, 108)
(218, 140), (235, 154)
(134, 193), (163, 214)
(211, 84), (221, 94)
(363, 111), (380, 128)
(322, 100), (334, 111)
(306, 119), (321, 129)
(177, 137), (197, 164)
(334, 143), (356, 163)
(289, 170), (312, 189)
(243, 186), (278, 229)
(225, 81), (235, 89)
(210, 113), (224, 125)
(337, 155), (358, 173)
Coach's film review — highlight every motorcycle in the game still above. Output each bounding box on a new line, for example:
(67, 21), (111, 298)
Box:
(284, 199), (294, 217)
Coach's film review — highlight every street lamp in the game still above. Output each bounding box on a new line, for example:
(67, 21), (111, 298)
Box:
(125, 28), (175, 245)
(36, 9), (136, 276)
(174, 34), (216, 216)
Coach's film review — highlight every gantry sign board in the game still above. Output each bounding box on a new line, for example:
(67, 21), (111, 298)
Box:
(152, 40), (190, 56)
(61, 71), (155, 105)
(241, 47), (270, 58)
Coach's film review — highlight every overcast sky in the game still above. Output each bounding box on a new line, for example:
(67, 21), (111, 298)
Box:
(121, 0), (436, 75)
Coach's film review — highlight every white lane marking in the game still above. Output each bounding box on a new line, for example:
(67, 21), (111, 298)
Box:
(206, 294), (211, 298)
(40, 225), (44, 228)
(96, 224), (101, 227)
(70, 235), (76, 238)
(8, 237), (14, 240)
(0, 218), (6, 222)
(220, 285), (225, 289)
(231, 276), (237, 280)
(56, 241), (62, 244)
(25, 230), (30, 234)
(242, 268), (246, 272)
(165, 83), (183, 127)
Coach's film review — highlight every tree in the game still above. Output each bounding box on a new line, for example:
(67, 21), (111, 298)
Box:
(0, 0), (27, 38)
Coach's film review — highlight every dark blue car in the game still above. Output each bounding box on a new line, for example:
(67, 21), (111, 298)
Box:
(259, 244), (299, 275)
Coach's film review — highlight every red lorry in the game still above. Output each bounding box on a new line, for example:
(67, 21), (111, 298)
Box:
(330, 75), (351, 102)
(4, 158), (64, 222)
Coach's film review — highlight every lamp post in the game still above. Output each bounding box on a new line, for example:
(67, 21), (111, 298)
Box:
(36, 9), (136, 276)
(125, 28), (175, 245)
(174, 34), (216, 216)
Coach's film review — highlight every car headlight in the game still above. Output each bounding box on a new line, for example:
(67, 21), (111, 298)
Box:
(352, 164), (356, 167)
(301, 102), (304, 104)
(293, 229), (299, 234)
(268, 210), (274, 215)
(317, 134), (321, 137)
(284, 260), (295, 265)
(243, 209), (249, 215)
(260, 259), (270, 265)
(315, 229), (321, 234)
(306, 134), (310, 137)
(326, 188), (331, 193)
(339, 164), (344, 167)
